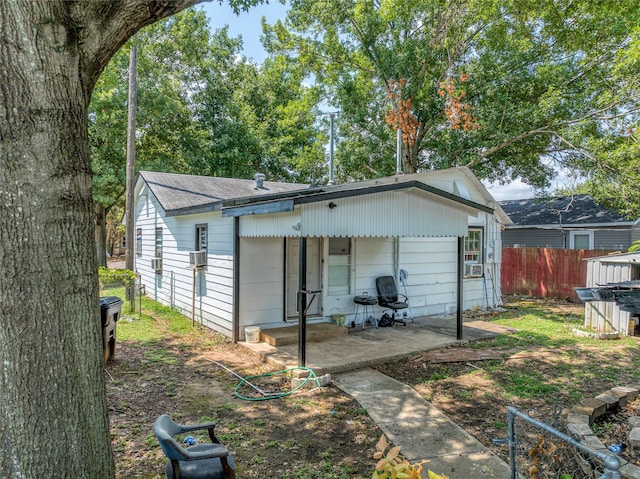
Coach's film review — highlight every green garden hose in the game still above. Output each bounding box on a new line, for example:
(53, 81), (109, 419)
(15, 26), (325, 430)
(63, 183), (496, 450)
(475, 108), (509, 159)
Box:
(234, 367), (320, 401)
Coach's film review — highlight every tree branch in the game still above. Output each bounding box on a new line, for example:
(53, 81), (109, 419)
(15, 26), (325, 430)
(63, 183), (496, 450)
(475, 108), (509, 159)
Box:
(77, 0), (212, 97)
(551, 132), (599, 162)
(79, 0), (263, 95)
(465, 127), (554, 168)
(467, 92), (637, 169)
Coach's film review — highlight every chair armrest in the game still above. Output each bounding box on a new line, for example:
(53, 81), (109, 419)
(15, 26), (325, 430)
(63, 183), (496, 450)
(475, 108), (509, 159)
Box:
(183, 444), (230, 461)
(178, 421), (216, 433)
(178, 422), (220, 443)
(399, 293), (408, 302)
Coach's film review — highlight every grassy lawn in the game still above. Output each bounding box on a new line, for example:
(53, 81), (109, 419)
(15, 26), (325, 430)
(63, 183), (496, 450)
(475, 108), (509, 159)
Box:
(377, 297), (640, 466)
(104, 286), (380, 478)
(104, 287), (640, 477)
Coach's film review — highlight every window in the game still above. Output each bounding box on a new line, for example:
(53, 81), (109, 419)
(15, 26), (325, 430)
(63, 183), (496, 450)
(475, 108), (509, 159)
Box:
(155, 227), (163, 259)
(464, 228), (484, 277)
(195, 224), (208, 253)
(328, 238), (351, 295)
(570, 230), (593, 250)
(464, 228), (483, 263)
(136, 228), (142, 256)
(152, 227), (163, 273)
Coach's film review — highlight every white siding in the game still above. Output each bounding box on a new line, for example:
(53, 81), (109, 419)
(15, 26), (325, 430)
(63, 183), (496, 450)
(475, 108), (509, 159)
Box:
(335, 232), (501, 322)
(238, 189), (475, 238)
(301, 190), (473, 238)
(134, 189), (235, 336)
(238, 237), (285, 330)
(240, 210), (301, 238)
(399, 237), (495, 315)
(584, 258), (632, 334)
(134, 170), (505, 338)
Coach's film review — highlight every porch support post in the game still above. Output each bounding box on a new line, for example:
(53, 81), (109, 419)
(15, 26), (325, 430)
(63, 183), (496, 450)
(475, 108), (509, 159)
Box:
(298, 236), (308, 367)
(394, 236), (400, 285)
(457, 236), (464, 340)
(232, 216), (240, 342)
(282, 238), (287, 322)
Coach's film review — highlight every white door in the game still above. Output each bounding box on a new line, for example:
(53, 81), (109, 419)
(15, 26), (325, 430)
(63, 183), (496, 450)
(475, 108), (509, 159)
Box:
(286, 238), (322, 319)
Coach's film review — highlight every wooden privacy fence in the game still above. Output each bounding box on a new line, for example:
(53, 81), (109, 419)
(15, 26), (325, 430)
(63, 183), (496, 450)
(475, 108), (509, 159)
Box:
(501, 248), (616, 302)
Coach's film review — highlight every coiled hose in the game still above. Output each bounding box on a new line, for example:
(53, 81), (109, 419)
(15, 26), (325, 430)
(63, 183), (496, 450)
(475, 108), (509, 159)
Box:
(234, 367), (320, 401)
(205, 359), (320, 402)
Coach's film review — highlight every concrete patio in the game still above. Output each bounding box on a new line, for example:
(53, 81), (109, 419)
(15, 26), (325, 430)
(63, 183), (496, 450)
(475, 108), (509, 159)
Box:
(239, 313), (516, 374)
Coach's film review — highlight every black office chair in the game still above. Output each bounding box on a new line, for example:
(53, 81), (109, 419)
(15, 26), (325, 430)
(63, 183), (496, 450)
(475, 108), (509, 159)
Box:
(375, 276), (408, 326)
(153, 414), (236, 479)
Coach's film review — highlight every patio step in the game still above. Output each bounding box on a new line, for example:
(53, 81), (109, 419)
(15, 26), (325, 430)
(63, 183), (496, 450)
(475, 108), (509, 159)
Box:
(260, 322), (348, 347)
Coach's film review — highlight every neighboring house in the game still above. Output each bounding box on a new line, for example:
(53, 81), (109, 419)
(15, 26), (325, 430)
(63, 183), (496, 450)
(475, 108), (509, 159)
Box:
(134, 167), (511, 340)
(500, 195), (640, 250)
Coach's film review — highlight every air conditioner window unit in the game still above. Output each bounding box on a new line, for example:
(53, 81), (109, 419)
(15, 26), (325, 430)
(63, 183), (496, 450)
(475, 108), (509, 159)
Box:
(189, 251), (207, 268)
(464, 263), (483, 277)
(151, 258), (162, 273)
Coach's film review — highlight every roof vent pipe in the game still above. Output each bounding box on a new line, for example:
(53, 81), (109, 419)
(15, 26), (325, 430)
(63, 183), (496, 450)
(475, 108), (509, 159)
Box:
(254, 173), (266, 189)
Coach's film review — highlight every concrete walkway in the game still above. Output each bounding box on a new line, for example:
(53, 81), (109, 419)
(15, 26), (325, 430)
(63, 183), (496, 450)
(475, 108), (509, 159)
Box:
(240, 316), (516, 476)
(333, 368), (511, 478)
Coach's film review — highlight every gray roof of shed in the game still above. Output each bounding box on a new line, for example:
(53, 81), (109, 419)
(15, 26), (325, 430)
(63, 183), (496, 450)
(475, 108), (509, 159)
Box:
(499, 194), (637, 227)
(139, 171), (307, 216)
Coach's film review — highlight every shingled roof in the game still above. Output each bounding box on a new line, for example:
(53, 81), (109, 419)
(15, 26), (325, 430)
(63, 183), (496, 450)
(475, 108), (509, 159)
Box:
(499, 194), (636, 227)
(139, 171), (307, 216)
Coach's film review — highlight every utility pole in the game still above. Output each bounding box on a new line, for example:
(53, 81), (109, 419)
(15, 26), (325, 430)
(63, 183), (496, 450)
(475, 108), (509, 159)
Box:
(125, 42), (138, 311)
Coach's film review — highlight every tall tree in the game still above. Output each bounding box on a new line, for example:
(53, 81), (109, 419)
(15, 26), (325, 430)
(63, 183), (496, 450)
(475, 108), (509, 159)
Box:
(0, 1), (257, 477)
(90, 9), (325, 266)
(263, 0), (640, 188)
(90, 9), (215, 265)
(196, 52), (326, 182)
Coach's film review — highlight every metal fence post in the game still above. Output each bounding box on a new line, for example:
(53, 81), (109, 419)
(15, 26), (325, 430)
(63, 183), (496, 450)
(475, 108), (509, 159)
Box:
(602, 455), (622, 479)
(508, 406), (517, 479)
(507, 406), (622, 479)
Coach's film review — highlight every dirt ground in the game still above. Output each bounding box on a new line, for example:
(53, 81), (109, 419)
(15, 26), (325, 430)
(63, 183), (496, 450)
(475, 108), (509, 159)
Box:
(107, 297), (640, 477)
(107, 324), (381, 478)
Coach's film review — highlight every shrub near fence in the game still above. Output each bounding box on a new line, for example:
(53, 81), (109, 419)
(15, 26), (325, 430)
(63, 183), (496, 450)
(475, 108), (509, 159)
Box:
(501, 248), (615, 303)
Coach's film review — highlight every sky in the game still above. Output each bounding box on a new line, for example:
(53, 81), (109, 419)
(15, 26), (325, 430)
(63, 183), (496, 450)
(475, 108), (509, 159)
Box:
(199, 2), (289, 63)
(196, 1), (567, 201)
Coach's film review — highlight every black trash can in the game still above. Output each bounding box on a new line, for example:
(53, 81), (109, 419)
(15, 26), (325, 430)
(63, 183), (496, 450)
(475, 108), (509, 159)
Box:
(100, 296), (123, 362)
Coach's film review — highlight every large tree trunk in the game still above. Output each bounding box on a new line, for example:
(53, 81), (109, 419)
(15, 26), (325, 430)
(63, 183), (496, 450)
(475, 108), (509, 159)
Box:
(0, 6), (113, 478)
(0, 1), (205, 477)
(403, 141), (417, 174)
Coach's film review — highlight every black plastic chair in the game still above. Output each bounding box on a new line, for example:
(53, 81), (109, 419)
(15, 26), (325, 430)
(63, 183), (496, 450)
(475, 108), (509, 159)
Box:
(153, 414), (236, 479)
(376, 276), (408, 326)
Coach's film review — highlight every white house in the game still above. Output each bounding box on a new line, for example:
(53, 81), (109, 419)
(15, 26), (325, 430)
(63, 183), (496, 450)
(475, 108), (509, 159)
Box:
(133, 167), (511, 341)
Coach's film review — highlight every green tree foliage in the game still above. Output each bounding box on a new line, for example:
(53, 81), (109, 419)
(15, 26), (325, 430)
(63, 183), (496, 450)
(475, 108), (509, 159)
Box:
(195, 47), (326, 182)
(90, 7), (325, 260)
(90, 9), (213, 213)
(263, 0), (640, 191)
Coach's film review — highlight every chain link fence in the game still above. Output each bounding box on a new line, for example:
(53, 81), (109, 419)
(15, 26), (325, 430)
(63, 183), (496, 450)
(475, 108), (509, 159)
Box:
(506, 406), (622, 479)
